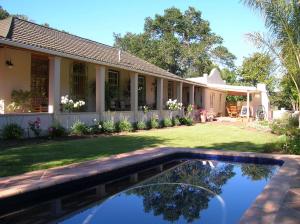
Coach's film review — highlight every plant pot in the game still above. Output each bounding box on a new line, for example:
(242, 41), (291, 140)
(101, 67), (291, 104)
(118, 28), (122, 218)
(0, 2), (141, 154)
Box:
(200, 114), (206, 123)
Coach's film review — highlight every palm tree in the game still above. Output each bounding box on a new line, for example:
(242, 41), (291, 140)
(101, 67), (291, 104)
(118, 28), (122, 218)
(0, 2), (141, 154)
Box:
(243, 0), (300, 127)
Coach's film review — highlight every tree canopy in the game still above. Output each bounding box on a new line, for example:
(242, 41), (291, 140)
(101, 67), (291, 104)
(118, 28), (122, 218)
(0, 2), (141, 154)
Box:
(238, 52), (277, 93)
(0, 6), (9, 20)
(114, 7), (236, 77)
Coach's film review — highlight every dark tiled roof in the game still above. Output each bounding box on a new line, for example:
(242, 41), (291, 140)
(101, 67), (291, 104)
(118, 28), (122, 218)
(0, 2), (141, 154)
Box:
(0, 17), (182, 80)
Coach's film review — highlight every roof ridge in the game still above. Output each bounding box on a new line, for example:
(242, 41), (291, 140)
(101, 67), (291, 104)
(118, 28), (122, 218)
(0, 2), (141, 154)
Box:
(12, 16), (118, 50)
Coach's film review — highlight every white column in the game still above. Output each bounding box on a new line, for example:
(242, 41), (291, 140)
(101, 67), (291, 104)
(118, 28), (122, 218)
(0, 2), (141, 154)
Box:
(189, 85), (195, 105)
(48, 56), (61, 114)
(131, 73), (138, 113)
(156, 78), (163, 111)
(177, 82), (183, 103)
(96, 65), (106, 114)
(247, 91), (250, 120)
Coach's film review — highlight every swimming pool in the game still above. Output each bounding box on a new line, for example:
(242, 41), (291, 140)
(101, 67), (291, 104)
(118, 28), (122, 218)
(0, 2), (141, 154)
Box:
(0, 153), (282, 224)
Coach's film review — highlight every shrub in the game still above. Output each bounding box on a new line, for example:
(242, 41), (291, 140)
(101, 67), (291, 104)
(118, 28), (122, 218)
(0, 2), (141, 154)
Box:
(180, 117), (193, 126)
(136, 121), (147, 130)
(88, 119), (102, 134)
(283, 128), (300, 154)
(102, 120), (116, 133)
(269, 115), (298, 135)
(149, 117), (159, 129)
(28, 117), (41, 137)
(185, 117), (193, 126)
(117, 119), (132, 132)
(48, 123), (66, 138)
(172, 117), (180, 126)
(70, 120), (88, 135)
(163, 118), (173, 127)
(1, 123), (23, 139)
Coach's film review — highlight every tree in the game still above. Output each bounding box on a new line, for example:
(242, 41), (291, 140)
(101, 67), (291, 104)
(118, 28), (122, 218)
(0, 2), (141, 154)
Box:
(0, 6), (9, 20)
(114, 7), (236, 77)
(221, 68), (238, 84)
(273, 74), (299, 110)
(238, 52), (277, 94)
(126, 160), (235, 223)
(243, 0), (300, 127)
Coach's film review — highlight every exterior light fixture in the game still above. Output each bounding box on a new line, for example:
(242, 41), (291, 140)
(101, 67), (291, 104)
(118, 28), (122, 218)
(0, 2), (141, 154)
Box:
(6, 59), (13, 69)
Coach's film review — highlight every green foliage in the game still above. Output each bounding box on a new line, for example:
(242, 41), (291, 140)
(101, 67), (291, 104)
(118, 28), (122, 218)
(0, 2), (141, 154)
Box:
(102, 120), (116, 133)
(284, 128), (300, 154)
(238, 52), (276, 94)
(117, 119), (133, 132)
(269, 114), (299, 154)
(243, 0), (300, 126)
(269, 114), (298, 135)
(114, 7), (236, 77)
(221, 68), (238, 84)
(148, 117), (159, 129)
(1, 123), (23, 139)
(48, 123), (66, 138)
(9, 89), (32, 112)
(70, 120), (88, 135)
(0, 6), (9, 20)
(172, 117), (181, 126)
(88, 119), (102, 134)
(162, 118), (173, 127)
(179, 117), (193, 126)
(272, 74), (299, 110)
(136, 121), (147, 130)
(28, 117), (41, 137)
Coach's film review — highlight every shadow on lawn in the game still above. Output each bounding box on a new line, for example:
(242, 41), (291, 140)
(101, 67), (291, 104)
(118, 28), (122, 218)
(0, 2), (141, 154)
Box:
(0, 135), (168, 177)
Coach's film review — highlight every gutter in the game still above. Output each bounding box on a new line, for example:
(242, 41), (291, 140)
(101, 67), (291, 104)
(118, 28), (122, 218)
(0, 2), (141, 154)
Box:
(0, 39), (206, 88)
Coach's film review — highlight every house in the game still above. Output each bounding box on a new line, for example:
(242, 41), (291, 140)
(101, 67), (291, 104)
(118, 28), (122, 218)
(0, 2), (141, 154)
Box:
(0, 17), (269, 131)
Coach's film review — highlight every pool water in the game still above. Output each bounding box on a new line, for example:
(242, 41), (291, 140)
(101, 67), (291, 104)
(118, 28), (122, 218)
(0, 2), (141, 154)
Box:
(58, 160), (278, 224)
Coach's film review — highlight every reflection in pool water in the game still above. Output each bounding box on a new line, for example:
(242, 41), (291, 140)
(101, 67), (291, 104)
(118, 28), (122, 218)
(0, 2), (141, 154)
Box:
(59, 160), (278, 224)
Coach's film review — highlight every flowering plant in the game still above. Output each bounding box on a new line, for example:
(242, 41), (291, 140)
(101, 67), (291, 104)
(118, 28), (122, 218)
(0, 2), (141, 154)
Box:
(61, 95), (85, 112)
(28, 117), (41, 137)
(141, 105), (150, 114)
(166, 99), (183, 111)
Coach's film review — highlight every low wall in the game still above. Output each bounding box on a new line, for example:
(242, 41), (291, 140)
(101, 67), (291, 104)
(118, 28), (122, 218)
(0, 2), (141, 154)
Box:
(0, 113), (53, 137)
(56, 113), (100, 129)
(0, 110), (184, 138)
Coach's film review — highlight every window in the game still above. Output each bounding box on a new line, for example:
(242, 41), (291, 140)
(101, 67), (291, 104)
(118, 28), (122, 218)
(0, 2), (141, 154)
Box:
(138, 75), (146, 106)
(31, 55), (49, 111)
(168, 81), (174, 99)
(210, 93), (215, 108)
(108, 70), (119, 99)
(71, 62), (87, 101)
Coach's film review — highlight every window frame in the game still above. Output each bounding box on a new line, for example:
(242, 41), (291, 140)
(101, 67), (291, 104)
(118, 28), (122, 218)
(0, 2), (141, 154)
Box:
(138, 75), (146, 107)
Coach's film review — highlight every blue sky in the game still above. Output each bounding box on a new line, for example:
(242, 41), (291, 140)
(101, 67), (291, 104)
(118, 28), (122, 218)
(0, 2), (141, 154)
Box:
(0, 0), (266, 66)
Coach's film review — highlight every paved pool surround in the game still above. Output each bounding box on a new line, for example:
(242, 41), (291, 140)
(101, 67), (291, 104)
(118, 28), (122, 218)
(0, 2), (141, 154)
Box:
(0, 147), (299, 224)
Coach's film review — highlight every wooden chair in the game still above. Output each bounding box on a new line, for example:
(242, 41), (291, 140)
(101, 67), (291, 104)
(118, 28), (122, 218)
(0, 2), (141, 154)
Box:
(226, 106), (238, 117)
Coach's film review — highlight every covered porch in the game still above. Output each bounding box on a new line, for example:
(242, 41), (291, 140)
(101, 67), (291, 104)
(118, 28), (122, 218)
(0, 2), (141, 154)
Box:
(0, 47), (199, 129)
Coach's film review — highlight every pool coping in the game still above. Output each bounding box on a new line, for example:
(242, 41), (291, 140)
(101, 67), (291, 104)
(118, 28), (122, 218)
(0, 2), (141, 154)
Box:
(0, 147), (300, 223)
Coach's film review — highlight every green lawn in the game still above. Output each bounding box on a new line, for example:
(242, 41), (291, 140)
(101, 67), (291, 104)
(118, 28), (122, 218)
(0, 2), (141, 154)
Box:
(0, 123), (281, 177)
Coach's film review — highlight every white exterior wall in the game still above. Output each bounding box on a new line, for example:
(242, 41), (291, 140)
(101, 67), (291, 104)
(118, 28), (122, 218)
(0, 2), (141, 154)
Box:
(203, 88), (226, 116)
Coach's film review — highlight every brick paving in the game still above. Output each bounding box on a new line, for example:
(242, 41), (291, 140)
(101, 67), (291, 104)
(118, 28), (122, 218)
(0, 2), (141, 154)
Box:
(0, 147), (300, 223)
